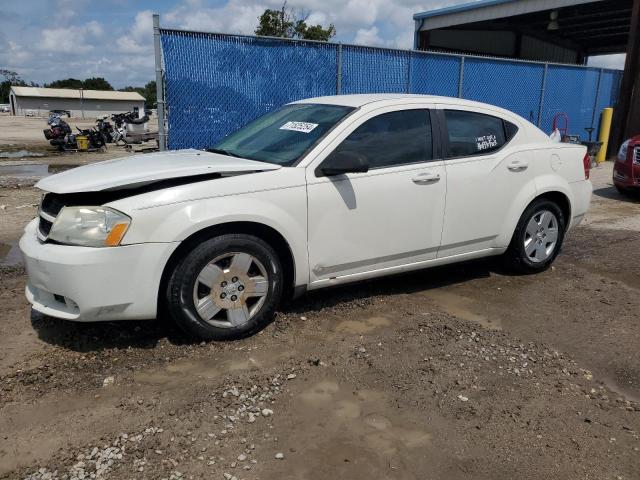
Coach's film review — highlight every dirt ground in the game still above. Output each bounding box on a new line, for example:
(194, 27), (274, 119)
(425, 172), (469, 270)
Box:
(0, 146), (639, 479)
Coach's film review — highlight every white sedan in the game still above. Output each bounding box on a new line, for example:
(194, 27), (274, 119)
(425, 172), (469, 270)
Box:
(20, 94), (592, 340)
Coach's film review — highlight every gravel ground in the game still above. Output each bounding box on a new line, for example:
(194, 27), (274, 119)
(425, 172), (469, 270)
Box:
(0, 159), (639, 480)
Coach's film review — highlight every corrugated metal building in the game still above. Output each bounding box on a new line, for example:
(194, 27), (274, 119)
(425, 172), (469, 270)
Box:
(413, 0), (639, 148)
(414, 0), (632, 64)
(9, 86), (145, 118)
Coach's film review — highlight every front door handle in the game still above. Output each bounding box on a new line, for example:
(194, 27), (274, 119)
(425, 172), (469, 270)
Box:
(412, 172), (441, 185)
(507, 160), (529, 172)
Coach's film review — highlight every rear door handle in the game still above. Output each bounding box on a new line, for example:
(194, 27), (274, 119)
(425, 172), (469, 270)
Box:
(412, 172), (441, 185)
(507, 160), (529, 172)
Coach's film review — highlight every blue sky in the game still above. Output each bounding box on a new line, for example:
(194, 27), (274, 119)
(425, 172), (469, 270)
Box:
(0, 0), (625, 89)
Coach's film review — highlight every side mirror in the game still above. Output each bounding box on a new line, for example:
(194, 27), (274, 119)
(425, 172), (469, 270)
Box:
(319, 151), (369, 177)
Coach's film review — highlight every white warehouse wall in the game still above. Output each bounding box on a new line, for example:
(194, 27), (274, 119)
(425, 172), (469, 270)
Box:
(10, 95), (145, 118)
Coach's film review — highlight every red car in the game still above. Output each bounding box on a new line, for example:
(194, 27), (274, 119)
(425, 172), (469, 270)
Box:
(613, 135), (640, 194)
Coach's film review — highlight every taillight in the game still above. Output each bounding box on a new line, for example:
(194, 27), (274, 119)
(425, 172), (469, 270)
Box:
(583, 152), (590, 180)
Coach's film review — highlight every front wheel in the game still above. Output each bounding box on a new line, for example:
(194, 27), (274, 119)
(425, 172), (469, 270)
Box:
(166, 234), (283, 340)
(503, 199), (565, 273)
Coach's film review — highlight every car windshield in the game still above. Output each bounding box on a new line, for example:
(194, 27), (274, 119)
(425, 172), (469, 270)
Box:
(209, 104), (355, 166)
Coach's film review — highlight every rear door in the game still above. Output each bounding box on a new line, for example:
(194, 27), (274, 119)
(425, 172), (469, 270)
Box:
(305, 105), (447, 284)
(437, 106), (537, 257)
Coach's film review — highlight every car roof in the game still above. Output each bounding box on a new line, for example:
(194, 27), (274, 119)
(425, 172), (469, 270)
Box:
(292, 93), (492, 109)
(291, 94), (549, 141)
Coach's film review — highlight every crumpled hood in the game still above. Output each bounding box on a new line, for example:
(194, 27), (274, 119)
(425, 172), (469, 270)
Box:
(36, 149), (282, 194)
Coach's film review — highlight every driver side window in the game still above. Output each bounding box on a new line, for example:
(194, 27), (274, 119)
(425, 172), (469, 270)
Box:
(327, 109), (433, 170)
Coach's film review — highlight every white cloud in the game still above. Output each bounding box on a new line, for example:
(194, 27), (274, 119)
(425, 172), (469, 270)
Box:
(39, 21), (103, 54)
(354, 26), (385, 46)
(165, 0), (267, 34)
(117, 10), (154, 54)
(1, 0), (627, 89)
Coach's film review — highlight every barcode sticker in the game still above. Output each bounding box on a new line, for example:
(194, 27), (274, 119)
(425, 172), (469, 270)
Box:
(279, 121), (318, 133)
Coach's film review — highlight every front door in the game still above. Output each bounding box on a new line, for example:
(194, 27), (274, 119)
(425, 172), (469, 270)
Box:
(306, 106), (446, 284)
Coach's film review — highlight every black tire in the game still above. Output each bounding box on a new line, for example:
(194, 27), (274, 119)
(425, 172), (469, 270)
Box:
(615, 184), (633, 197)
(166, 234), (283, 340)
(503, 198), (566, 274)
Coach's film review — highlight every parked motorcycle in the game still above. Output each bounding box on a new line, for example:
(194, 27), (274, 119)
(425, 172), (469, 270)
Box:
(43, 114), (106, 151)
(43, 113), (72, 144)
(96, 116), (114, 143)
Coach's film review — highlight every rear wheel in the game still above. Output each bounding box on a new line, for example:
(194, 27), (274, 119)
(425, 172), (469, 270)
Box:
(166, 234), (283, 340)
(503, 198), (565, 273)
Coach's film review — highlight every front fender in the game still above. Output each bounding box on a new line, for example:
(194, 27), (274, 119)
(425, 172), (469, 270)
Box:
(121, 186), (309, 287)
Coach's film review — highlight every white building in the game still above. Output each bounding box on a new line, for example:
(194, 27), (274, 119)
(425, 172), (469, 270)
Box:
(9, 86), (145, 118)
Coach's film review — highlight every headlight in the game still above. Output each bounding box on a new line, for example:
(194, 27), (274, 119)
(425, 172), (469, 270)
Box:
(618, 139), (630, 162)
(48, 206), (131, 247)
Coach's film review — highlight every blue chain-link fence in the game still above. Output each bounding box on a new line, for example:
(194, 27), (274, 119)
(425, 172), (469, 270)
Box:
(159, 29), (623, 150)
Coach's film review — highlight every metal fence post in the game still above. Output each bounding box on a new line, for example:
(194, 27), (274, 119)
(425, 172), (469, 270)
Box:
(537, 63), (548, 127)
(590, 68), (603, 131)
(457, 56), (465, 98)
(407, 52), (412, 93)
(153, 13), (167, 151)
(336, 43), (343, 95)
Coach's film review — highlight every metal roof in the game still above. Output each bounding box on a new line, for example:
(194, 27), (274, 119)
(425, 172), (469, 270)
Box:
(414, 0), (630, 57)
(414, 0), (516, 20)
(414, 0), (607, 29)
(10, 86), (145, 101)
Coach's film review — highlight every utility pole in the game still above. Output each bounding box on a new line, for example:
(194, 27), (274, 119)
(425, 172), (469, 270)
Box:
(79, 87), (84, 119)
(153, 14), (166, 151)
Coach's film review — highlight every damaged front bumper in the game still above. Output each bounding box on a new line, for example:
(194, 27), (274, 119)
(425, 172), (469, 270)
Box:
(20, 219), (178, 322)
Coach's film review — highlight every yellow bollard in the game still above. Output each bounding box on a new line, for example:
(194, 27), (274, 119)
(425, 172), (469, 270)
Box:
(596, 107), (613, 163)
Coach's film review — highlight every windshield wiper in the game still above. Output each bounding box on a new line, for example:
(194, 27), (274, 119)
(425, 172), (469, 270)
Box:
(205, 147), (242, 158)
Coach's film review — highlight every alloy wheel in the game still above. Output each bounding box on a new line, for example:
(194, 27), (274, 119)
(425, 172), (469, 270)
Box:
(192, 252), (269, 328)
(523, 209), (559, 263)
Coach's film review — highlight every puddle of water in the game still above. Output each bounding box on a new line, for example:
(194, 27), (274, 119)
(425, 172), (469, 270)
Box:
(0, 164), (73, 178)
(0, 241), (22, 267)
(0, 150), (45, 159)
(296, 380), (432, 454)
(335, 316), (391, 334)
(422, 290), (501, 330)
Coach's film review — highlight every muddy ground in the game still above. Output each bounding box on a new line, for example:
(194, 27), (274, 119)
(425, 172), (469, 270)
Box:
(0, 151), (639, 479)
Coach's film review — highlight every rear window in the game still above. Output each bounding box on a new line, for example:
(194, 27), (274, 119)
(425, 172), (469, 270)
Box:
(444, 110), (517, 158)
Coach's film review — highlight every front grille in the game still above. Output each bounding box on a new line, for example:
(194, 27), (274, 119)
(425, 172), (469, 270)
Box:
(37, 193), (66, 241)
(38, 217), (53, 237)
(41, 193), (66, 217)
(634, 147), (640, 165)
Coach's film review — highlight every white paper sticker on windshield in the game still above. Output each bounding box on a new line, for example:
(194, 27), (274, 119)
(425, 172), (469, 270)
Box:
(476, 134), (498, 151)
(279, 121), (318, 133)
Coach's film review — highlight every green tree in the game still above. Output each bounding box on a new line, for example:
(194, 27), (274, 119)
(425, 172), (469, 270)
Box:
(142, 81), (157, 109)
(46, 78), (84, 89)
(0, 70), (27, 104)
(82, 77), (114, 90)
(255, 2), (335, 41)
(119, 81), (156, 109)
(46, 77), (113, 90)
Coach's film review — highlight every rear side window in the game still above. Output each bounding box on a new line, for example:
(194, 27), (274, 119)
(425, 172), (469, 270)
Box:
(444, 110), (515, 158)
(505, 120), (519, 141)
(329, 109), (433, 169)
